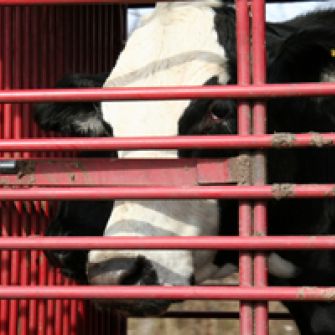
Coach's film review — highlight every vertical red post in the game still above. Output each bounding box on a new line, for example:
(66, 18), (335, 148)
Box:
(1, 7), (12, 335)
(21, 5), (34, 255)
(10, 6), (22, 335)
(251, 0), (268, 334)
(235, 1), (253, 334)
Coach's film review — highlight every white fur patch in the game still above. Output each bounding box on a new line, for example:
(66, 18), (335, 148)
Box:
(268, 252), (298, 279)
(74, 116), (104, 135)
(195, 253), (299, 283)
(88, 199), (220, 285)
(195, 262), (237, 283)
(315, 65), (335, 105)
(102, 2), (228, 155)
(88, 2), (229, 285)
(321, 65), (335, 83)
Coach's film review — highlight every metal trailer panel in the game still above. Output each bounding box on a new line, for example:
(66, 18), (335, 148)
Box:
(0, 4), (126, 335)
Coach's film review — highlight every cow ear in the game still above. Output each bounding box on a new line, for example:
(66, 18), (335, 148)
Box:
(34, 73), (112, 137)
(34, 101), (112, 137)
(268, 28), (335, 84)
(267, 27), (335, 132)
(56, 72), (109, 89)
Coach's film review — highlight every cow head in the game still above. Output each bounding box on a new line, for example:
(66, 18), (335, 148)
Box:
(86, 2), (335, 316)
(86, 2), (237, 315)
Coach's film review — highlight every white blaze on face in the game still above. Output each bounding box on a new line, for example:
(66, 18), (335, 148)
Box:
(88, 1), (229, 285)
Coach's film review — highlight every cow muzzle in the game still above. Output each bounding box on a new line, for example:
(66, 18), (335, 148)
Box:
(87, 255), (179, 315)
(87, 255), (158, 286)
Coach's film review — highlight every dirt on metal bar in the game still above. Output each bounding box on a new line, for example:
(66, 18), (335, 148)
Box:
(310, 132), (334, 147)
(272, 184), (294, 200)
(17, 161), (35, 179)
(272, 133), (296, 148)
(230, 154), (251, 185)
(298, 287), (335, 301)
(322, 288), (335, 300)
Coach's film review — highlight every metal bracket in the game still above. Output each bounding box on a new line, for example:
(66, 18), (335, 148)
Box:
(0, 157), (251, 187)
(0, 160), (18, 175)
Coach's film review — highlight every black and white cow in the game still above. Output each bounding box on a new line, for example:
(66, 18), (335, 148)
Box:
(35, 2), (335, 333)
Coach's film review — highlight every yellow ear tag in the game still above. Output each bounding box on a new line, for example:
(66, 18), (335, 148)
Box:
(331, 49), (335, 58)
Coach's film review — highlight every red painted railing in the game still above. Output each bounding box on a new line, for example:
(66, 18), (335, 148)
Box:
(0, 132), (333, 151)
(0, 82), (334, 102)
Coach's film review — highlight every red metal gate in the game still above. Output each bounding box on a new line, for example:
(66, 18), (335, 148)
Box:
(0, 1), (335, 335)
(0, 3), (126, 334)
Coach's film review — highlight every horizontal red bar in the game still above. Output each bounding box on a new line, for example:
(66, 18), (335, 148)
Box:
(0, 236), (334, 250)
(1, 158), (240, 186)
(0, 184), (334, 200)
(0, 83), (334, 103)
(0, 286), (334, 301)
(0, 133), (333, 152)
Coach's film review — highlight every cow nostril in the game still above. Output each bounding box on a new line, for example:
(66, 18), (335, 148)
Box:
(120, 256), (146, 285)
(88, 256), (157, 286)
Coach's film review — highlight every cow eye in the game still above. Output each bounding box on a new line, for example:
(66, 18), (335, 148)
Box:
(208, 100), (233, 121)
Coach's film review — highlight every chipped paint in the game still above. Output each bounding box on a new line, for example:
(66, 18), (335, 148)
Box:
(17, 161), (35, 179)
(0, 178), (8, 186)
(297, 287), (306, 299)
(27, 175), (36, 185)
(310, 132), (333, 147)
(230, 154), (251, 185)
(254, 232), (265, 237)
(297, 287), (316, 300)
(322, 288), (335, 301)
(325, 187), (335, 197)
(298, 287), (335, 301)
(69, 173), (76, 183)
(272, 133), (296, 148)
(272, 183), (294, 200)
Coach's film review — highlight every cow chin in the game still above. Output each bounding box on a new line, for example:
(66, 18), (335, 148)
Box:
(94, 299), (175, 317)
(86, 198), (218, 314)
(87, 252), (191, 315)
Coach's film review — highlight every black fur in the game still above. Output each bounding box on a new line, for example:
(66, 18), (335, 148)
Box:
(179, 9), (335, 335)
(34, 73), (114, 283)
(34, 73), (112, 137)
(46, 200), (113, 283)
(213, 6), (296, 85)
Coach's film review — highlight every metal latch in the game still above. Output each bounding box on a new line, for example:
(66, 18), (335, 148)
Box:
(0, 160), (18, 175)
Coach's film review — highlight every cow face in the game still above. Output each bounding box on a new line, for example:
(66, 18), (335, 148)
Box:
(87, 1), (326, 315)
(86, 2), (235, 315)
